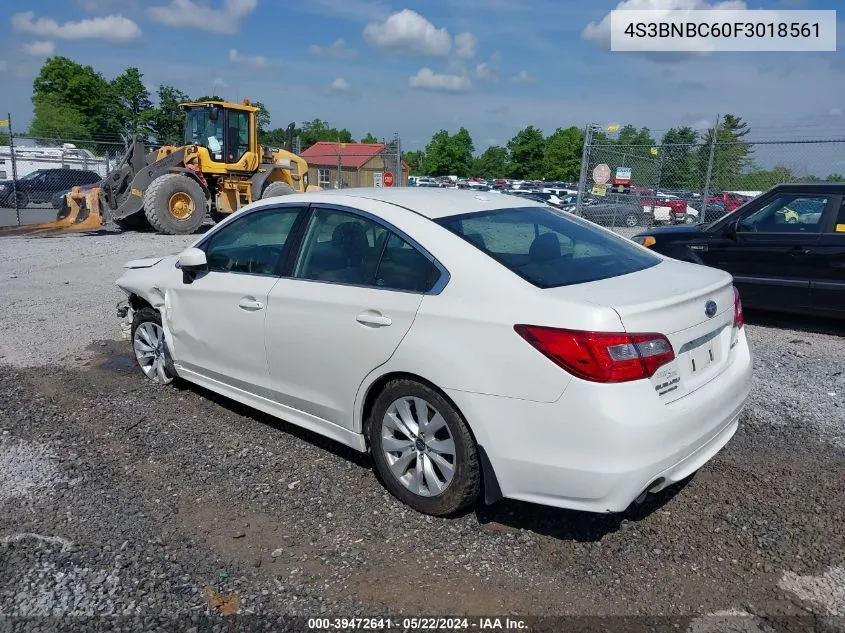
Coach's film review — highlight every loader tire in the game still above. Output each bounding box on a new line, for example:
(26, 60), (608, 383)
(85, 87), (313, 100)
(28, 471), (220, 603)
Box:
(144, 174), (207, 235)
(261, 181), (295, 199)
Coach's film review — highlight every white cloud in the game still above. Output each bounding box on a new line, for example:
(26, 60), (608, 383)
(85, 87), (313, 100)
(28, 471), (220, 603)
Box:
(364, 9), (451, 56)
(0, 60), (8, 72)
(831, 107), (843, 116)
(454, 32), (478, 59)
(23, 40), (56, 56)
(212, 77), (228, 89)
(512, 70), (535, 84)
(476, 52), (500, 82)
(409, 67), (470, 93)
(148, 0), (257, 34)
(309, 38), (358, 59)
(11, 11), (141, 43)
(330, 77), (351, 91)
(582, 0), (747, 49)
(228, 48), (269, 68)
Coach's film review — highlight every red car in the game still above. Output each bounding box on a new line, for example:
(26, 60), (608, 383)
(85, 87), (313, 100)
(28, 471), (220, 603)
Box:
(705, 192), (749, 212)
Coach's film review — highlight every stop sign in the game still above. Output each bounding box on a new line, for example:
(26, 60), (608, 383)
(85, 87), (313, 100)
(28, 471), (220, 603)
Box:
(383, 171), (395, 187)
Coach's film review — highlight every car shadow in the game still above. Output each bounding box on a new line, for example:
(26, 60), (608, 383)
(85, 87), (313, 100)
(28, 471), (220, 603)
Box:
(170, 372), (692, 542)
(744, 309), (845, 337)
(171, 378), (372, 470)
(474, 476), (695, 542)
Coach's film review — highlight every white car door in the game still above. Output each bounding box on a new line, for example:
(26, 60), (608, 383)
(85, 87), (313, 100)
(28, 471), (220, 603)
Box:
(166, 205), (307, 390)
(265, 206), (445, 428)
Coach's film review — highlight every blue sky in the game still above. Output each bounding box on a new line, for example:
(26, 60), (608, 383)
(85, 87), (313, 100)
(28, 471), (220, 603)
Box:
(0, 0), (844, 153)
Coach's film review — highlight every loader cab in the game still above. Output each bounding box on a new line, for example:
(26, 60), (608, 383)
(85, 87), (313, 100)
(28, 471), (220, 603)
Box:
(182, 100), (258, 169)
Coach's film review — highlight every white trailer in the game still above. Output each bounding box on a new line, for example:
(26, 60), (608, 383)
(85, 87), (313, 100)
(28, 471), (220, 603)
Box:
(0, 143), (110, 180)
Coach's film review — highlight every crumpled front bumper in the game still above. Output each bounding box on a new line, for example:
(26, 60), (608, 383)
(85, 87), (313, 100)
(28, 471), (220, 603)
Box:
(117, 299), (133, 340)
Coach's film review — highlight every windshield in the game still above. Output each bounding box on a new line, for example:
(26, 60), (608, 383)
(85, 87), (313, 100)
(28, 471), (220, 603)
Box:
(184, 107), (224, 161)
(436, 207), (660, 289)
(20, 170), (46, 181)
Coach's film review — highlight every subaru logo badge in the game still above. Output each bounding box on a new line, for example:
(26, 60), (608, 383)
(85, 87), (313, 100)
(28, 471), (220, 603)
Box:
(705, 300), (717, 318)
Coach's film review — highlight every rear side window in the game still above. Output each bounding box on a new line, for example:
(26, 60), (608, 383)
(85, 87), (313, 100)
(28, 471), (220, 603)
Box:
(375, 233), (441, 292)
(436, 207), (660, 288)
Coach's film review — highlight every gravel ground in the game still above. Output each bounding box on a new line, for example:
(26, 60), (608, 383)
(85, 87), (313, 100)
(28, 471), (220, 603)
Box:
(1, 230), (844, 632)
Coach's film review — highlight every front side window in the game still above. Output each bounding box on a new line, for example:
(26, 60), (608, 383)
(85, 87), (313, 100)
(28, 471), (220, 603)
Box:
(739, 194), (828, 233)
(203, 207), (302, 275)
(833, 199), (845, 234)
(185, 107), (224, 161)
(437, 207), (660, 289)
(294, 209), (388, 285)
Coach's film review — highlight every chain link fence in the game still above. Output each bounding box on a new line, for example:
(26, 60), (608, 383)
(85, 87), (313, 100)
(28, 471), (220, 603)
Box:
(576, 134), (845, 238)
(1, 133), (405, 228)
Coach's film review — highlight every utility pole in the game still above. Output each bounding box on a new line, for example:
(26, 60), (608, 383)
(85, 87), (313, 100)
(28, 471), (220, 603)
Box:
(575, 123), (596, 217)
(394, 132), (402, 187)
(702, 114), (721, 207)
(6, 113), (20, 225)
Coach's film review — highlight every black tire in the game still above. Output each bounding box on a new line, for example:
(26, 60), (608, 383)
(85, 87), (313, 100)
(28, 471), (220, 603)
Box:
(623, 212), (640, 228)
(143, 173), (207, 235)
(262, 181), (295, 199)
(13, 191), (29, 209)
(368, 379), (480, 516)
(130, 307), (176, 384)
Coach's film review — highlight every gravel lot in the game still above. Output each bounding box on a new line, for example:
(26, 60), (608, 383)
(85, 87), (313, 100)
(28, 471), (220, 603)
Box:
(1, 229), (844, 631)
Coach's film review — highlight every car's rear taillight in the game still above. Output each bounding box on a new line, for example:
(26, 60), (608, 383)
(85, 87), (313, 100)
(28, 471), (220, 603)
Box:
(733, 286), (744, 329)
(514, 325), (675, 383)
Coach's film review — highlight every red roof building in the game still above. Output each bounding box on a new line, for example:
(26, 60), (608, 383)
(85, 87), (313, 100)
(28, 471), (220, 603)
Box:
(300, 142), (409, 189)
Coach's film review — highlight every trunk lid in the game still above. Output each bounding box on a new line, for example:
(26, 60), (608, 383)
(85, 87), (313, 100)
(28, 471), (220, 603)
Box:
(548, 259), (737, 402)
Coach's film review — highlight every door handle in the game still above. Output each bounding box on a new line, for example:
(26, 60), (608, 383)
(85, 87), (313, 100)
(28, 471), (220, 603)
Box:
(790, 247), (811, 256)
(238, 297), (265, 311)
(356, 311), (392, 327)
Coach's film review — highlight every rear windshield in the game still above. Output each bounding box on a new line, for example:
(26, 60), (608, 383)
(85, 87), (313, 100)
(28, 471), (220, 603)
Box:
(436, 206), (660, 288)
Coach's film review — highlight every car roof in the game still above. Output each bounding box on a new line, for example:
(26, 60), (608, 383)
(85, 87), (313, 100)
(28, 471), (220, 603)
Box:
(276, 187), (537, 219)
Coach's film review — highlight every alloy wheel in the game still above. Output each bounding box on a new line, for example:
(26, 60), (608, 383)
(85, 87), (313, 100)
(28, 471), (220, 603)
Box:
(381, 397), (456, 497)
(133, 321), (172, 384)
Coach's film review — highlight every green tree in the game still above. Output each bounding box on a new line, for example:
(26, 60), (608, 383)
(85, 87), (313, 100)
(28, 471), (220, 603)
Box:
(402, 150), (425, 174)
(0, 131), (9, 145)
(659, 127), (698, 189)
(28, 93), (91, 141)
(298, 118), (353, 149)
(150, 85), (189, 146)
(699, 114), (752, 192)
(251, 100), (271, 137)
(472, 145), (508, 178)
(507, 126), (545, 179)
(32, 56), (120, 142)
(360, 132), (379, 144)
(421, 128), (474, 177)
(825, 173), (845, 182)
(112, 67), (153, 142)
(542, 127), (583, 181)
(194, 95), (224, 102)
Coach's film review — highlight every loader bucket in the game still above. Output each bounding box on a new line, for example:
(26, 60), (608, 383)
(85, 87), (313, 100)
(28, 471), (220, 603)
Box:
(0, 187), (105, 236)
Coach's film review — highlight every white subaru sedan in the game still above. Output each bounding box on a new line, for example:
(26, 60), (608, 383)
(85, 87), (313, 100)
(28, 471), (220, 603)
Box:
(116, 188), (752, 516)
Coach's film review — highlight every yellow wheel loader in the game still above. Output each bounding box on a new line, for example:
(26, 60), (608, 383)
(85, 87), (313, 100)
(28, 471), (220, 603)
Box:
(7, 99), (309, 236)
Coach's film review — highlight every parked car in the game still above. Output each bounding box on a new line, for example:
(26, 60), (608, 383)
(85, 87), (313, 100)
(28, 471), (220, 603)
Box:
(580, 201), (648, 227)
(633, 183), (845, 318)
(0, 168), (101, 208)
(117, 188), (751, 516)
(706, 191), (755, 212)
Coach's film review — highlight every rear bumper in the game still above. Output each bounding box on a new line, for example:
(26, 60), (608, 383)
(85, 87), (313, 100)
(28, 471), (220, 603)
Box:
(448, 328), (752, 513)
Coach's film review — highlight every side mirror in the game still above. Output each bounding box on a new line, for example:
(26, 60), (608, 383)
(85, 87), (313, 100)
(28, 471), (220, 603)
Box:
(724, 218), (739, 238)
(178, 247), (207, 272)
